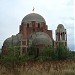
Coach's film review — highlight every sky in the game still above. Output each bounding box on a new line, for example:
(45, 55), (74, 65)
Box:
(0, 0), (74, 51)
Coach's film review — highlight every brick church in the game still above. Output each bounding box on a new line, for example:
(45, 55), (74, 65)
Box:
(2, 12), (67, 55)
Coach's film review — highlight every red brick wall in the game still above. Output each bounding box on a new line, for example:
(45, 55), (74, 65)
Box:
(19, 21), (53, 48)
(47, 30), (52, 38)
(20, 21), (52, 38)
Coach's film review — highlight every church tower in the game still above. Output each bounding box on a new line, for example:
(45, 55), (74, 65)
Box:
(56, 24), (67, 47)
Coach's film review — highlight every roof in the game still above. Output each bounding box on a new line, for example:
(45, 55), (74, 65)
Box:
(28, 32), (52, 46)
(3, 34), (21, 46)
(57, 24), (64, 29)
(56, 24), (66, 32)
(22, 13), (46, 23)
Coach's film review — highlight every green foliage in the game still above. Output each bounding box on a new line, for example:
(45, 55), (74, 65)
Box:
(36, 43), (75, 61)
(28, 44), (36, 58)
(1, 43), (75, 68)
(68, 51), (75, 59)
(56, 43), (68, 60)
(37, 45), (54, 61)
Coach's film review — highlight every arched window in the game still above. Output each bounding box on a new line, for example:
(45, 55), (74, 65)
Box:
(27, 23), (29, 28)
(38, 23), (40, 28)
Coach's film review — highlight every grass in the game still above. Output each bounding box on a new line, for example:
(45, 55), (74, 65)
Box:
(0, 60), (75, 75)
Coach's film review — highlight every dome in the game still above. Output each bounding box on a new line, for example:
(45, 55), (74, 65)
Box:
(22, 13), (46, 23)
(3, 37), (12, 46)
(57, 24), (64, 29)
(3, 34), (21, 46)
(28, 32), (52, 46)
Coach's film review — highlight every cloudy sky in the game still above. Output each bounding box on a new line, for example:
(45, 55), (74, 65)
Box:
(0, 0), (74, 51)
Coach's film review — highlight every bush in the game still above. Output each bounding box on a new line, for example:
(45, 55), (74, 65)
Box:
(1, 43), (75, 65)
(56, 43), (69, 60)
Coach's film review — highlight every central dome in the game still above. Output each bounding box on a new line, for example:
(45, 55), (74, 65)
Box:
(22, 13), (46, 23)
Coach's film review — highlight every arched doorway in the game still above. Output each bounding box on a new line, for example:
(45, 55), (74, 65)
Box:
(35, 48), (39, 57)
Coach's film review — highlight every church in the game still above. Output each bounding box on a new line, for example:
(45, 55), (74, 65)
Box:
(2, 12), (67, 55)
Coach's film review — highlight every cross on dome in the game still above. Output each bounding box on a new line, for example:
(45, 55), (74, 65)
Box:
(32, 7), (35, 13)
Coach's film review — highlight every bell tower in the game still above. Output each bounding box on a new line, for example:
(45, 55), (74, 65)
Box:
(56, 24), (67, 47)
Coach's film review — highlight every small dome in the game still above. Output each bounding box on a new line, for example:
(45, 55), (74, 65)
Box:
(3, 34), (21, 46)
(28, 32), (52, 46)
(57, 24), (64, 29)
(3, 37), (12, 46)
(22, 13), (46, 23)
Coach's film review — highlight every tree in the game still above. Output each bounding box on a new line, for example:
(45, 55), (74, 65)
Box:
(27, 42), (37, 59)
(56, 43), (69, 60)
(37, 45), (54, 61)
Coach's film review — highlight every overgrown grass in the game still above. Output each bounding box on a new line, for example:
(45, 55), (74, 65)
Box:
(0, 60), (75, 75)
